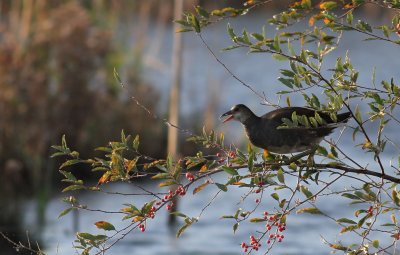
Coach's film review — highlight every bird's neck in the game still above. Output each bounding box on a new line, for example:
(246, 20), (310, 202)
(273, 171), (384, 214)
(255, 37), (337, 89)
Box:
(242, 114), (260, 127)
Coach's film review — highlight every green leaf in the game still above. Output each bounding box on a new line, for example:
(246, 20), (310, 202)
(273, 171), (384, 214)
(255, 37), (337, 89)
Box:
(372, 240), (379, 249)
(190, 14), (200, 33)
(233, 222), (239, 233)
(77, 232), (107, 241)
(297, 207), (322, 214)
(273, 34), (281, 51)
(336, 218), (356, 224)
(355, 106), (362, 123)
(277, 169), (285, 183)
(248, 152), (254, 172)
(346, 11), (353, 24)
(221, 166), (239, 176)
(356, 20), (372, 33)
(222, 45), (240, 51)
(227, 23), (236, 41)
(62, 185), (85, 192)
(301, 185), (313, 199)
(271, 192), (279, 201)
(95, 221), (116, 231)
(151, 173), (171, 180)
(60, 170), (77, 181)
(58, 207), (73, 218)
(170, 211), (188, 218)
(177, 223), (190, 238)
(195, 5), (209, 18)
(251, 33), (264, 41)
(132, 135), (140, 151)
(215, 183), (228, 192)
(60, 159), (82, 169)
(272, 54), (289, 61)
(278, 77), (294, 88)
(392, 189), (400, 206)
(113, 68), (122, 84)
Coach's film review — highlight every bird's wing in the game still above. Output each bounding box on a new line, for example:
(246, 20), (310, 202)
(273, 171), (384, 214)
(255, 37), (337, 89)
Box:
(261, 107), (319, 120)
(261, 107), (348, 125)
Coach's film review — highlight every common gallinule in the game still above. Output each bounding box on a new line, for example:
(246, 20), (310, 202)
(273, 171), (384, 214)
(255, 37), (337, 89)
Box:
(220, 104), (351, 154)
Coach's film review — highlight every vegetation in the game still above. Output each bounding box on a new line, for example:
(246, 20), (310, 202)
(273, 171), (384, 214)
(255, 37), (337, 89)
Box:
(6, 0), (400, 254)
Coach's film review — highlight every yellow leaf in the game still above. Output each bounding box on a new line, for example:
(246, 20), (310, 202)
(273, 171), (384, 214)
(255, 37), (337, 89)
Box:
(133, 216), (144, 222)
(199, 164), (208, 173)
(97, 171), (112, 186)
(193, 181), (209, 194)
(159, 180), (176, 187)
(308, 16), (315, 27)
(362, 141), (372, 149)
(344, 3), (354, 9)
(319, 1), (337, 10)
(323, 18), (332, 24)
(263, 149), (270, 158)
(95, 221), (116, 231)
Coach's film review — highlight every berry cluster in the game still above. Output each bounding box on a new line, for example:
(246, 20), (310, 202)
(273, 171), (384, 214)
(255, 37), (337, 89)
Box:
(145, 206), (157, 219)
(162, 189), (175, 202)
(267, 233), (284, 243)
(138, 224), (145, 232)
(176, 185), (186, 196)
(262, 212), (286, 244)
(185, 172), (195, 182)
(241, 235), (261, 252)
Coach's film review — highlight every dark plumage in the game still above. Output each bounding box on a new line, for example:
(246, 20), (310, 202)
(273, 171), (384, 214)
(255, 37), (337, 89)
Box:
(220, 104), (351, 154)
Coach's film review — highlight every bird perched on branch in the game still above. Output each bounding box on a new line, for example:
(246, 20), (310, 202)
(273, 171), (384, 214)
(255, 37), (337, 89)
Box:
(220, 104), (351, 154)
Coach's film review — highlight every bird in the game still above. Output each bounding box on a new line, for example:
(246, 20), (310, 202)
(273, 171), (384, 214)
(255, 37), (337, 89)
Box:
(220, 104), (351, 154)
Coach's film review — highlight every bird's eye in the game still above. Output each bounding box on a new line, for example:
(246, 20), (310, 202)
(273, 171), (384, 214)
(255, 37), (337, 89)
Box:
(232, 107), (238, 112)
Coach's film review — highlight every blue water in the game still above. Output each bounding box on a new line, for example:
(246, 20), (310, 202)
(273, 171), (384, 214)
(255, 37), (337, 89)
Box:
(23, 10), (400, 255)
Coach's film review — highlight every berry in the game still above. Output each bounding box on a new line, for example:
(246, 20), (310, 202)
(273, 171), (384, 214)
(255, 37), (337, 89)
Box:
(185, 172), (195, 182)
(166, 204), (173, 211)
(255, 198), (260, 203)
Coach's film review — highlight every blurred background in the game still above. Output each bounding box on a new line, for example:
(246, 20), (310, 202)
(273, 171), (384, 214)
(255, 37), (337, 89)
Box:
(0, 1), (399, 254)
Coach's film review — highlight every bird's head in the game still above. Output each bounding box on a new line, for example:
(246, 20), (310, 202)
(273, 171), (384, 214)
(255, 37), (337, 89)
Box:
(220, 104), (254, 123)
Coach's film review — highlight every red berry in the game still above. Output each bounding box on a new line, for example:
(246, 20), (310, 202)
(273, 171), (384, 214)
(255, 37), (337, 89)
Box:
(255, 198), (260, 203)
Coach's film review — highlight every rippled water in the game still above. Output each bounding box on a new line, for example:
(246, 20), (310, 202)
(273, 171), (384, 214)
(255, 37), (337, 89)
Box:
(22, 11), (400, 255)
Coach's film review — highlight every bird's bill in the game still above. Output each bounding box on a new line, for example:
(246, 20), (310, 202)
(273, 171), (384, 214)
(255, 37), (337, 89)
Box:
(220, 111), (234, 123)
